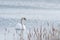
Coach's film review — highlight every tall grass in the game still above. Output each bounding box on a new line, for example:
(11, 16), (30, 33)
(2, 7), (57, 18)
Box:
(26, 27), (60, 40)
(19, 25), (60, 40)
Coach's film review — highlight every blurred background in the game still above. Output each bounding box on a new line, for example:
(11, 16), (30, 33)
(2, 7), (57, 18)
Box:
(0, 0), (60, 40)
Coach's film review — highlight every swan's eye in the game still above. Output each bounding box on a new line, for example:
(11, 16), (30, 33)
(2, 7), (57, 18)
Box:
(24, 18), (26, 20)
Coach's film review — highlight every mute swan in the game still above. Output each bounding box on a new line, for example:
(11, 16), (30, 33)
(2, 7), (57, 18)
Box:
(15, 17), (26, 32)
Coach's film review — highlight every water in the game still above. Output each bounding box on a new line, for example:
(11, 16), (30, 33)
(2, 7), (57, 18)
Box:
(0, 18), (60, 29)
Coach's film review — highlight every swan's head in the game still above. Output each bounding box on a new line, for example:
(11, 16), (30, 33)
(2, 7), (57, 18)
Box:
(21, 17), (26, 25)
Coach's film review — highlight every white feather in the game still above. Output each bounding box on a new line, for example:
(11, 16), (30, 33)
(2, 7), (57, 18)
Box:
(16, 23), (26, 30)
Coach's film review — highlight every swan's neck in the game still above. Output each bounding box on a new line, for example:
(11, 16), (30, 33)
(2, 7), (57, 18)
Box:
(21, 24), (25, 30)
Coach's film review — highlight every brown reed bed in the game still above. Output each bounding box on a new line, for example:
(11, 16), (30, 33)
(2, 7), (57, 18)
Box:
(19, 26), (60, 40)
(27, 27), (60, 40)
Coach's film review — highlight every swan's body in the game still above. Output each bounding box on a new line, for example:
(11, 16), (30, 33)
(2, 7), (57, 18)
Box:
(16, 23), (26, 30)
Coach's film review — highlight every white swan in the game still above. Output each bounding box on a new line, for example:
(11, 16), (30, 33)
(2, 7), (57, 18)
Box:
(15, 17), (26, 31)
